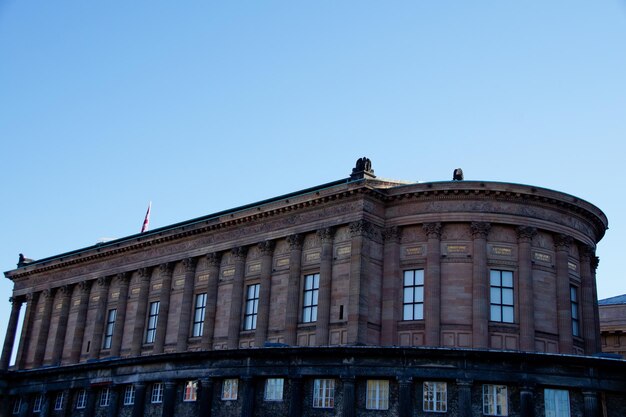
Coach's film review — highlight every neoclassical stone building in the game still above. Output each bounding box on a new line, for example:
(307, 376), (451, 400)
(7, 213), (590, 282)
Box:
(1, 158), (625, 417)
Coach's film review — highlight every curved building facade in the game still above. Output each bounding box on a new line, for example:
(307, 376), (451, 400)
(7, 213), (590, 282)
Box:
(1, 159), (624, 417)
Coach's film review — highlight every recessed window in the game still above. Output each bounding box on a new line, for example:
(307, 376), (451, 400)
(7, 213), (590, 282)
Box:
(264, 378), (284, 401)
(222, 379), (238, 401)
(33, 394), (43, 413)
(403, 269), (424, 320)
(544, 389), (570, 417)
(151, 383), (164, 404)
(244, 284), (260, 330)
(123, 385), (135, 406)
(483, 385), (508, 416)
(302, 274), (320, 323)
(313, 379), (335, 408)
(570, 286), (580, 337)
(192, 293), (207, 337)
(12, 398), (21, 415)
(54, 392), (65, 411)
(146, 301), (160, 344)
(76, 390), (87, 409)
(100, 388), (111, 407)
(183, 381), (198, 402)
(423, 381), (447, 412)
(490, 270), (514, 323)
(366, 380), (389, 410)
(103, 309), (116, 349)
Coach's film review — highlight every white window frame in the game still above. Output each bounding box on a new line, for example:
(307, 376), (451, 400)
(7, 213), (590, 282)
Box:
(54, 392), (65, 411)
(151, 383), (164, 404)
(423, 381), (447, 412)
(123, 385), (135, 406)
(192, 293), (207, 337)
(302, 273), (320, 323)
(545, 389), (571, 417)
(483, 384), (508, 416)
(313, 378), (335, 409)
(146, 301), (160, 344)
(221, 379), (238, 401)
(99, 388), (111, 407)
(76, 389), (87, 409)
(403, 269), (424, 320)
(12, 397), (21, 415)
(103, 309), (116, 349)
(490, 270), (514, 323)
(366, 379), (389, 410)
(183, 381), (198, 402)
(33, 394), (44, 413)
(264, 378), (284, 401)
(243, 284), (260, 330)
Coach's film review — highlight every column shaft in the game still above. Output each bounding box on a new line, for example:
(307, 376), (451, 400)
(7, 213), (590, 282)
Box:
(131, 383), (147, 417)
(51, 286), (72, 365)
(0, 297), (23, 370)
(518, 227), (537, 351)
(255, 241), (274, 347)
(201, 253), (221, 350)
(398, 377), (413, 417)
(316, 228), (334, 345)
(88, 277), (111, 360)
(471, 222), (490, 349)
(347, 221), (371, 344)
(110, 273), (131, 357)
(15, 293), (37, 369)
(583, 391), (600, 417)
(162, 381), (177, 417)
(70, 282), (92, 363)
(131, 268), (152, 356)
(33, 288), (55, 367)
(341, 377), (356, 417)
(241, 377), (255, 417)
(198, 377), (214, 417)
(423, 223), (442, 346)
(381, 227), (401, 346)
(154, 263), (174, 354)
(520, 388), (535, 417)
(580, 246), (598, 354)
(227, 247), (247, 349)
(177, 258), (198, 351)
(107, 386), (120, 417)
(456, 380), (473, 417)
(284, 235), (303, 346)
(288, 377), (303, 417)
(555, 234), (573, 354)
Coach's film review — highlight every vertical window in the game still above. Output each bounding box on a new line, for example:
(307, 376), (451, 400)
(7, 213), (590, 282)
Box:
(490, 270), (514, 323)
(123, 385), (135, 406)
(103, 309), (116, 349)
(221, 379), (238, 400)
(146, 301), (160, 343)
(244, 284), (260, 330)
(192, 293), (207, 337)
(12, 398), (21, 415)
(54, 392), (65, 411)
(76, 390), (87, 409)
(545, 389), (570, 417)
(403, 269), (424, 320)
(151, 383), (164, 404)
(183, 381), (198, 402)
(483, 385), (508, 416)
(264, 378), (284, 401)
(100, 388), (111, 407)
(33, 394), (44, 413)
(313, 379), (335, 408)
(366, 380), (389, 410)
(302, 273), (320, 323)
(570, 286), (580, 337)
(423, 381), (447, 412)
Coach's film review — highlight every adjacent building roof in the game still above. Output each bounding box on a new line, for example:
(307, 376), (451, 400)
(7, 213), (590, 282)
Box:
(598, 294), (626, 306)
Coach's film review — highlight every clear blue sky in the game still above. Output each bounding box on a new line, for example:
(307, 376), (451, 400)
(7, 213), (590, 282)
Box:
(1, 1), (625, 349)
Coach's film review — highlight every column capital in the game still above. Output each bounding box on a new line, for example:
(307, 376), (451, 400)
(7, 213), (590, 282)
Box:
(25, 292), (37, 302)
(158, 262), (174, 276)
(116, 272), (131, 283)
(183, 257), (198, 272)
(206, 252), (222, 267)
(231, 246), (248, 261)
(592, 256), (600, 272)
(471, 222), (491, 239)
(516, 226), (537, 241)
(383, 226), (401, 243)
(78, 280), (92, 293)
(138, 267), (152, 280)
(423, 222), (442, 238)
(318, 227), (336, 242)
(287, 234), (304, 250)
(554, 234), (573, 251)
(42, 288), (55, 299)
(58, 284), (73, 296)
(396, 376), (413, 385)
(456, 379), (473, 387)
(258, 240), (275, 256)
(8, 296), (22, 305)
(580, 245), (595, 261)
(349, 220), (371, 238)
(96, 276), (111, 287)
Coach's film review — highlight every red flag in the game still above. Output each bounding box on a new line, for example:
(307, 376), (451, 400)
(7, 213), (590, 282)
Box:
(141, 201), (151, 233)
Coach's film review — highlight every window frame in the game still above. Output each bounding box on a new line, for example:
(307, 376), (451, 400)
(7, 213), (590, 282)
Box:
(54, 392), (65, 411)
(221, 378), (239, 401)
(183, 381), (198, 402)
(151, 383), (164, 404)
(264, 378), (284, 402)
(490, 270), (515, 323)
(123, 385), (135, 406)
(570, 285), (580, 337)
(312, 378), (335, 409)
(192, 293), (207, 337)
(33, 394), (44, 413)
(100, 388), (111, 407)
(76, 390), (87, 410)
(12, 397), (21, 415)
(402, 269), (425, 321)
(146, 301), (160, 344)
(544, 388), (571, 417)
(103, 308), (117, 349)
(423, 381), (447, 413)
(366, 379), (389, 410)
(243, 283), (260, 331)
(483, 384), (508, 416)
(302, 273), (320, 323)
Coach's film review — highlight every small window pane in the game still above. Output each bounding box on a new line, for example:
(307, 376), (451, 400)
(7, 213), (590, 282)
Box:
(502, 271), (513, 287)
(502, 307), (514, 323)
(502, 288), (513, 305)
(491, 288), (501, 304)
(490, 271), (501, 286)
(491, 306), (501, 322)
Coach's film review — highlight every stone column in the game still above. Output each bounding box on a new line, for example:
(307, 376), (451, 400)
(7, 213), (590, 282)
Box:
(33, 288), (55, 367)
(107, 385), (120, 417)
(347, 220), (372, 344)
(397, 377), (413, 417)
(342, 377), (356, 417)
(198, 377), (214, 417)
(583, 391), (600, 417)
(62, 389), (73, 417)
(131, 267), (152, 356)
(84, 387), (97, 417)
(471, 222), (491, 349)
(580, 246), (598, 354)
(555, 234), (573, 354)
(51, 285), (72, 365)
(131, 383), (147, 417)
(316, 228), (335, 346)
(591, 256), (602, 353)
(15, 292), (37, 369)
(201, 253), (222, 350)
(423, 222), (442, 346)
(255, 241), (275, 347)
(288, 376), (303, 417)
(241, 376), (255, 417)
(70, 281), (92, 363)
(177, 258), (198, 351)
(284, 235), (303, 346)
(154, 263), (174, 354)
(381, 227), (401, 346)
(0, 296), (23, 370)
(456, 380), (473, 417)
(517, 226), (537, 352)
(162, 380), (177, 417)
(519, 386), (535, 417)
(110, 272), (131, 357)
(89, 277), (111, 360)
(227, 247), (248, 349)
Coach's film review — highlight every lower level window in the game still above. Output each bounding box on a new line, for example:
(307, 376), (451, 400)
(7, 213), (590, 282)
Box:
(33, 394), (44, 413)
(483, 385), (508, 416)
(100, 388), (111, 407)
(366, 380), (389, 410)
(313, 379), (335, 408)
(183, 381), (198, 402)
(222, 379), (238, 401)
(423, 381), (447, 412)
(545, 389), (570, 417)
(54, 392), (65, 411)
(12, 398), (21, 415)
(264, 378), (284, 401)
(151, 383), (164, 404)
(123, 385), (135, 406)
(76, 390), (87, 409)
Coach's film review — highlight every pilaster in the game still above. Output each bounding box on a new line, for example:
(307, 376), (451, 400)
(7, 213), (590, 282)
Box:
(130, 267), (152, 356)
(110, 272), (131, 357)
(177, 257), (198, 351)
(201, 252), (222, 350)
(555, 234), (574, 354)
(471, 222), (491, 349)
(227, 247), (248, 349)
(255, 241), (275, 347)
(0, 296), (23, 370)
(517, 226), (537, 351)
(51, 285), (72, 365)
(154, 263), (174, 354)
(89, 277), (111, 360)
(33, 288), (55, 368)
(316, 227), (335, 345)
(347, 220), (373, 344)
(284, 234), (303, 346)
(70, 281), (91, 363)
(15, 292), (37, 369)
(423, 222), (442, 346)
(381, 226), (401, 346)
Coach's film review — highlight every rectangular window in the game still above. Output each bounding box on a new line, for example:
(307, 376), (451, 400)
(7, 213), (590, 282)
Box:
(423, 381), (447, 412)
(76, 390), (87, 409)
(490, 270), (514, 323)
(264, 378), (284, 401)
(313, 378), (335, 408)
(54, 392), (65, 411)
(570, 286), (580, 337)
(146, 301), (160, 343)
(192, 293), (207, 337)
(183, 381), (198, 402)
(483, 385), (508, 416)
(545, 389), (570, 417)
(302, 273), (320, 323)
(244, 284), (260, 330)
(33, 394), (44, 413)
(151, 383), (164, 404)
(100, 388), (111, 407)
(221, 379), (238, 400)
(12, 398), (21, 415)
(366, 380), (389, 410)
(103, 309), (116, 349)
(123, 385), (135, 406)
(403, 269), (424, 320)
